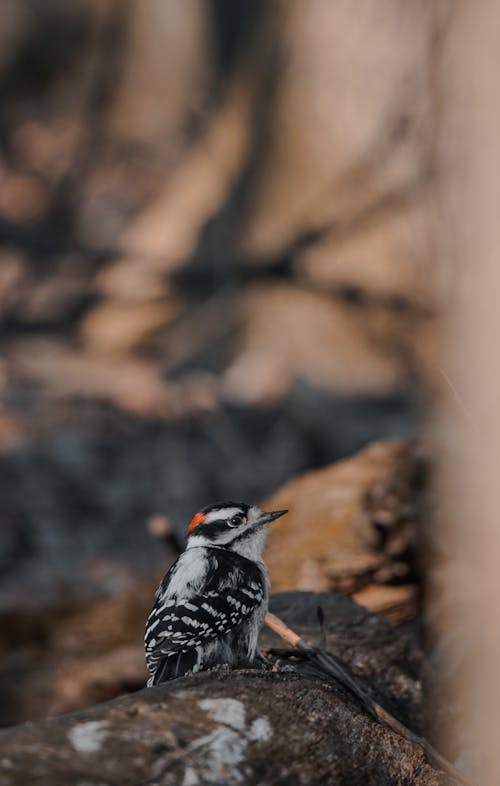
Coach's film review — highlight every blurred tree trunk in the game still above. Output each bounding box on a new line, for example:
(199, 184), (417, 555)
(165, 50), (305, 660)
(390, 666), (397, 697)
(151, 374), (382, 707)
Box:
(435, 1), (500, 781)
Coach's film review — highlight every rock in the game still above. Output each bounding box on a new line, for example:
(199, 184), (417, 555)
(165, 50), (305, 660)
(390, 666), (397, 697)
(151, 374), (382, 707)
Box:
(265, 440), (426, 623)
(0, 592), (445, 786)
(221, 284), (405, 403)
(81, 299), (179, 354)
(297, 201), (433, 306)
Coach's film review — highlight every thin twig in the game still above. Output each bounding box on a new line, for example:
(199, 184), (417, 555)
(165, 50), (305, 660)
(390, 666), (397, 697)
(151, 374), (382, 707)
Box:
(438, 367), (476, 429)
(265, 612), (471, 786)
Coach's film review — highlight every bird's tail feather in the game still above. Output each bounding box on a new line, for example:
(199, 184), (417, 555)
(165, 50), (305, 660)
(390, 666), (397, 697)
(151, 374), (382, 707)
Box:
(151, 649), (200, 685)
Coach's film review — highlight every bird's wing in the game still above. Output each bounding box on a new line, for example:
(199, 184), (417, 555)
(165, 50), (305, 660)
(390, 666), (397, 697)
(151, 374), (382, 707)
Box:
(145, 552), (265, 676)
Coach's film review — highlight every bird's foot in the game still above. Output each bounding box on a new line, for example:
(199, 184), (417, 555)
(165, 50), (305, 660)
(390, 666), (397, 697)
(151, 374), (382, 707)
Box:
(254, 649), (272, 666)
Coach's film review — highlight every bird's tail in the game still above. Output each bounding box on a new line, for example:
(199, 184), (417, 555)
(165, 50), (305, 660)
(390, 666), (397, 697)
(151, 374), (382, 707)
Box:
(150, 648), (201, 685)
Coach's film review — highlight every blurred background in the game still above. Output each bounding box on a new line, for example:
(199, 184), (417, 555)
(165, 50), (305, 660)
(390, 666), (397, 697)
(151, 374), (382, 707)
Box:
(1, 1), (495, 780)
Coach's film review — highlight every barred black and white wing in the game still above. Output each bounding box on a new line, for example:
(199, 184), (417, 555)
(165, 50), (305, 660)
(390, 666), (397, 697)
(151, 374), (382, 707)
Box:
(145, 548), (266, 685)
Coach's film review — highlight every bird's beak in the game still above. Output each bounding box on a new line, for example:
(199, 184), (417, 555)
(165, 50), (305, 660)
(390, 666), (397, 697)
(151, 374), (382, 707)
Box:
(256, 509), (288, 526)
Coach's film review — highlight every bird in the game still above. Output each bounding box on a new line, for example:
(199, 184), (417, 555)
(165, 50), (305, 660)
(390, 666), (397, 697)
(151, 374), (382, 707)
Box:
(144, 501), (288, 685)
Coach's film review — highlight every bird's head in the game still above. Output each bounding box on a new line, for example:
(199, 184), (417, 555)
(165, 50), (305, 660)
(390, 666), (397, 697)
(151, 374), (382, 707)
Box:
(186, 501), (287, 561)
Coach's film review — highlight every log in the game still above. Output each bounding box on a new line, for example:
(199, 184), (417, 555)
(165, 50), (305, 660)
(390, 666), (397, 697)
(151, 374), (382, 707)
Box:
(0, 592), (446, 786)
(264, 440), (425, 624)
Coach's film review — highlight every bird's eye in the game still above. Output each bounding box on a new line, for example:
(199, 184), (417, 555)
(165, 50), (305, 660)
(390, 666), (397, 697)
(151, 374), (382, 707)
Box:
(228, 514), (243, 527)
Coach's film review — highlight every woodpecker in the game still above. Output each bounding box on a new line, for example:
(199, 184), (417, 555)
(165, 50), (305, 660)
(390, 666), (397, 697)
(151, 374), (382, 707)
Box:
(144, 501), (287, 685)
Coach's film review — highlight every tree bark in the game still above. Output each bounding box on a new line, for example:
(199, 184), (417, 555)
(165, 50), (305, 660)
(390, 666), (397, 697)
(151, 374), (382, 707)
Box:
(0, 592), (445, 786)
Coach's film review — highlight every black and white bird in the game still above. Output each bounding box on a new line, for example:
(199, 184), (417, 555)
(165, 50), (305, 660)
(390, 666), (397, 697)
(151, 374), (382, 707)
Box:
(144, 501), (287, 685)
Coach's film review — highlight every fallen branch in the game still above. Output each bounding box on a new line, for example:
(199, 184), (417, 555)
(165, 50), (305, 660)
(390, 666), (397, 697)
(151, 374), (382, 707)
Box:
(265, 611), (470, 786)
(0, 592), (453, 785)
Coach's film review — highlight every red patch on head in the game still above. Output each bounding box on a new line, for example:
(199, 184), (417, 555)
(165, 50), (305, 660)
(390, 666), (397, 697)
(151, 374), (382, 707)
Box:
(188, 511), (206, 533)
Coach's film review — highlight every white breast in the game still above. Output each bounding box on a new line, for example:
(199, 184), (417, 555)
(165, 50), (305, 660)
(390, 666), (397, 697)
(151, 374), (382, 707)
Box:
(230, 525), (269, 563)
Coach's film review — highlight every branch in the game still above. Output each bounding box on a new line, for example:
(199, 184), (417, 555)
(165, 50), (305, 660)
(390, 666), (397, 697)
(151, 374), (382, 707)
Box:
(265, 612), (470, 786)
